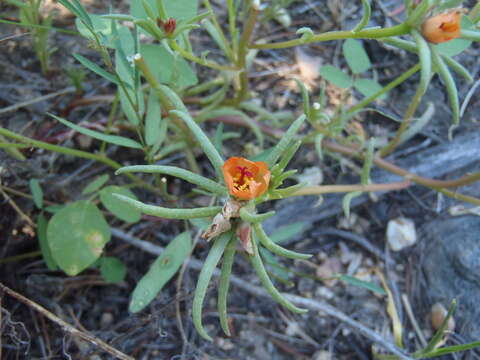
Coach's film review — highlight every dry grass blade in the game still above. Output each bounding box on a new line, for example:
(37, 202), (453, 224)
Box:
(0, 282), (134, 360)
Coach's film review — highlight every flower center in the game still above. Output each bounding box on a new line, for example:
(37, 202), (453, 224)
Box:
(233, 166), (254, 191)
(439, 20), (459, 32)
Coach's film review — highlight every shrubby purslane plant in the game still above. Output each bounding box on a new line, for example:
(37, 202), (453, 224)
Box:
(1, 0), (480, 356)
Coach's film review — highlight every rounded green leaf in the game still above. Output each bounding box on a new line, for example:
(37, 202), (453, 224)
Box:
(47, 201), (111, 276)
(435, 17), (474, 57)
(100, 186), (141, 223)
(131, 0), (199, 22)
(354, 78), (387, 100)
(343, 39), (371, 74)
(29, 178), (43, 209)
(100, 257), (127, 283)
(129, 232), (192, 313)
(319, 65), (352, 88)
(82, 174), (110, 195)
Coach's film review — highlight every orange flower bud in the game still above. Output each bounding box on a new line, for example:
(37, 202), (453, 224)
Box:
(223, 157), (271, 200)
(421, 10), (462, 44)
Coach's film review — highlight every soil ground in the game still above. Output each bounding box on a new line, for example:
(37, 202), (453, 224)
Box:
(1, 1), (480, 359)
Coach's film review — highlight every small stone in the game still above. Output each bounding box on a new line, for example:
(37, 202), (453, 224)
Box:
(100, 312), (114, 328)
(386, 217), (416, 251)
(313, 350), (331, 360)
(315, 286), (334, 300)
(431, 303), (455, 331)
(316, 257), (342, 287)
(216, 337), (235, 350)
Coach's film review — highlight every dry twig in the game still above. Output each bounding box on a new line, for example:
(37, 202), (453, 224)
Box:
(111, 228), (414, 360)
(0, 282), (134, 360)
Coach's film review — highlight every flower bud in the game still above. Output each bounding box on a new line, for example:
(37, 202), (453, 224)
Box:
(421, 10), (462, 44)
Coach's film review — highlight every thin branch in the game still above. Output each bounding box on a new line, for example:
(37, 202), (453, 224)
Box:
(291, 180), (411, 196)
(111, 228), (413, 360)
(0, 186), (35, 227)
(323, 140), (480, 190)
(0, 87), (75, 115)
(0, 283), (134, 360)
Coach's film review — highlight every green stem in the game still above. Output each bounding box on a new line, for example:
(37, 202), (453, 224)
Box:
(0, 126), (157, 193)
(168, 39), (237, 71)
(0, 250), (42, 265)
(203, 0), (235, 61)
(379, 83), (423, 157)
(0, 126), (121, 169)
(192, 232), (232, 341)
(0, 18), (79, 35)
(250, 23), (411, 50)
(113, 194), (222, 219)
(253, 223), (312, 260)
(291, 181), (411, 196)
(249, 235), (308, 314)
(218, 236), (237, 336)
(232, 1), (259, 104)
(348, 63), (421, 115)
(116, 165), (227, 195)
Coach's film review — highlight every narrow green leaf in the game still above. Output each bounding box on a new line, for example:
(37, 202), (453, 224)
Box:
(411, 29), (431, 94)
(29, 179), (43, 209)
(75, 14), (113, 47)
(49, 113), (143, 149)
(253, 223), (312, 260)
(342, 191), (362, 219)
(343, 39), (371, 74)
(269, 222), (306, 244)
(115, 165), (227, 195)
(421, 300), (457, 354)
(73, 54), (120, 85)
(339, 274), (386, 295)
(442, 55), (473, 83)
(214, 122), (224, 157)
(419, 341), (480, 358)
(202, 18), (231, 58)
(100, 186), (142, 223)
(129, 231), (192, 312)
(100, 257), (127, 283)
(70, 0), (93, 28)
(354, 78), (387, 100)
(170, 110), (224, 177)
(112, 194), (221, 219)
(353, 0), (371, 32)
(101, 14), (136, 21)
(37, 213), (57, 270)
(197, 108), (264, 148)
(249, 236), (308, 314)
(276, 140), (302, 174)
(361, 139), (375, 184)
(314, 134), (324, 161)
(294, 78), (310, 116)
(47, 201), (111, 276)
(239, 208), (275, 223)
(259, 248), (292, 283)
(265, 114), (306, 167)
(82, 174), (110, 195)
(145, 89), (162, 146)
(406, 0), (433, 26)
(319, 65), (352, 88)
(193, 232), (232, 341)
(218, 236), (237, 336)
(431, 48), (460, 127)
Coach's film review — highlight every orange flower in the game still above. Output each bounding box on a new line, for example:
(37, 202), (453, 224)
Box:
(421, 10), (462, 44)
(223, 157), (270, 200)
